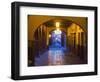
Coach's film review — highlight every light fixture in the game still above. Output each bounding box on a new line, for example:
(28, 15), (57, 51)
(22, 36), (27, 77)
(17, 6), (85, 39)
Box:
(55, 22), (60, 27)
(49, 34), (51, 38)
(54, 22), (61, 34)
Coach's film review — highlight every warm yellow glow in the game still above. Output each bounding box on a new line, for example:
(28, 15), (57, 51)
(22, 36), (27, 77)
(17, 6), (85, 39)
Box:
(67, 23), (84, 46)
(49, 34), (51, 38)
(56, 27), (60, 31)
(56, 22), (60, 27)
(55, 27), (61, 34)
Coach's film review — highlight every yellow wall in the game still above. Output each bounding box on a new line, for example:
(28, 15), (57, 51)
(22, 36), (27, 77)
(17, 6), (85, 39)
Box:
(67, 23), (85, 46)
(28, 15), (87, 41)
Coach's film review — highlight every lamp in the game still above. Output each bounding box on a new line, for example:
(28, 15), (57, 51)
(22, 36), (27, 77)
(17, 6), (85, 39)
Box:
(55, 22), (60, 27)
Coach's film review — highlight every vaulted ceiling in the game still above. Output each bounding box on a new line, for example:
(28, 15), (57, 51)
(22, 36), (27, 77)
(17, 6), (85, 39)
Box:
(43, 19), (72, 28)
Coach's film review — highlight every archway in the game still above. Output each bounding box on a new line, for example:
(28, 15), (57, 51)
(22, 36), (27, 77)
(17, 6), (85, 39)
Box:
(28, 17), (87, 66)
(49, 29), (67, 50)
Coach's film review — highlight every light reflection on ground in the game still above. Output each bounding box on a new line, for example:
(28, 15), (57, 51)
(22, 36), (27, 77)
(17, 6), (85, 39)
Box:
(35, 47), (65, 66)
(35, 30), (67, 66)
(34, 30), (85, 66)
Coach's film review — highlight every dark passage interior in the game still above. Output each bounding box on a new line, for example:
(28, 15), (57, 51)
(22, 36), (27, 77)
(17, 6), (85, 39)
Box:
(28, 15), (87, 66)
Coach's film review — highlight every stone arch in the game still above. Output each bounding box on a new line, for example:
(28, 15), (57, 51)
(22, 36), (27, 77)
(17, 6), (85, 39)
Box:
(28, 15), (87, 41)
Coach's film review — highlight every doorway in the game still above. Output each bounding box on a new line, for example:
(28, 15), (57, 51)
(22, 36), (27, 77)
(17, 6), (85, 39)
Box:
(49, 29), (67, 50)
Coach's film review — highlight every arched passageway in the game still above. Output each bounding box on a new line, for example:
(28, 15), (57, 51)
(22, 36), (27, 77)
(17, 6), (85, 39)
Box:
(49, 30), (66, 49)
(28, 16), (87, 66)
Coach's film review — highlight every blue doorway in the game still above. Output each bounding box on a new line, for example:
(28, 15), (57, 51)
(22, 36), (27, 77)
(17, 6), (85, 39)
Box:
(50, 30), (62, 48)
(49, 30), (67, 50)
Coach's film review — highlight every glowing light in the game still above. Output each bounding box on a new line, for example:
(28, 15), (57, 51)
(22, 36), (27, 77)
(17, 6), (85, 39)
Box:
(57, 27), (60, 31)
(49, 34), (51, 38)
(54, 28), (62, 34)
(56, 22), (60, 27)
